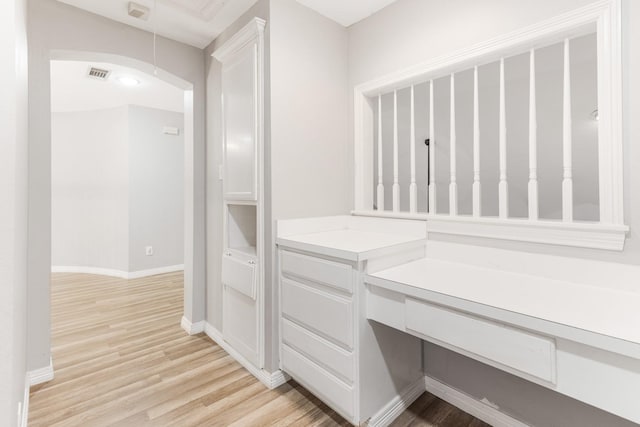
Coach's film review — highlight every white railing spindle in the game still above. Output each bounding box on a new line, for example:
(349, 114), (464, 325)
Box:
(393, 90), (400, 212)
(449, 74), (458, 215)
(499, 58), (509, 218)
(473, 66), (481, 217)
(562, 39), (574, 222)
(528, 49), (539, 220)
(428, 80), (436, 214)
(409, 86), (417, 213)
(376, 95), (384, 211)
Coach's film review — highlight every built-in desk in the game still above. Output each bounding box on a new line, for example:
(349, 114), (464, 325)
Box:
(366, 247), (640, 425)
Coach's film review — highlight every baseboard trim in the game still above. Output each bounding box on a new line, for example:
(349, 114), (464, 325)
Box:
(368, 376), (426, 427)
(181, 316), (205, 335)
(424, 376), (530, 427)
(21, 372), (29, 427)
(52, 264), (184, 280)
(28, 357), (54, 386)
(204, 322), (290, 390)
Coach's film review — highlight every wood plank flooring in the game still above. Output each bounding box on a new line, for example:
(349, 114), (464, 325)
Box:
(29, 271), (491, 427)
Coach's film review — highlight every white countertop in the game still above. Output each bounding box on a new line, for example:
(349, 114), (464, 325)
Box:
(367, 257), (640, 347)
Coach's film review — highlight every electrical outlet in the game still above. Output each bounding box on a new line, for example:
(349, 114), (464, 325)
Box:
(145, 246), (154, 256)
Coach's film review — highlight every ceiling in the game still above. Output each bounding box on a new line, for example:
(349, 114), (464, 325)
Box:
(50, 60), (184, 113)
(56, 0), (398, 49)
(295, 0), (398, 27)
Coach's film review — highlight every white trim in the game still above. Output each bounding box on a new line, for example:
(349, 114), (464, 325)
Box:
(425, 376), (531, 427)
(181, 316), (205, 335)
(368, 376), (426, 427)
(51, 264), (184, 279)
(21, 373), (29, 427)
(212, 17), (266, 62)
(204, 323), (289, 390)
(28, 356), (54, 386)
(353, 0), (626, 250)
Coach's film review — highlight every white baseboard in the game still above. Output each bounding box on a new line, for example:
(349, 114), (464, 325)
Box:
(204, 322), (290, 390)
(28, 357), (54, 386)
(52, 264), (184, 280)
(425, 376), (530, 427)
(368, 376), (426, 427)
(21, 372), (30, 427)
(181, 316), (205, 335)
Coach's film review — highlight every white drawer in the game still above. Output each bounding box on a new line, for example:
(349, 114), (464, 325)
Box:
(222, 251), (256, 300)
(406, 298), (556, 383)
(281, 278), (353, 349)
(282, 318), (354, 384)
(281, 250), (352, 294)
(281, 344), (354, 421)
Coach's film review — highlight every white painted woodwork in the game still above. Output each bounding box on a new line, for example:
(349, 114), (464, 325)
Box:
(409, 85), (417, 213)
(449, 74), (458, 215)
(405, 298), (557, 383)
(282, 318), (354, 383)
(221, 250), (257, 299)
(281, 278), (354, 349)
(392, 90), (400, 212)
(351, 1), (627, 250)
(428, 80), (436, 214)
(528, 49), (539, 220)
(281, 250), (353, 294)
(377, 95), (384, 211)
(214, 17), (266, 371)
(472, 66), (481, 217)
(498, 57), (509, 218)
(281, 345), (355, 419)
(562, 38), (574, 222)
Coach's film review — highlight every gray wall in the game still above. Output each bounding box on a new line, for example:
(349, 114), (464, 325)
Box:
(128, 105), (184, 272)
(204, 0), (350, 372)
(27, 0), (206, 371)
(350, 1), (640, 426)
(52, 107), (130, 271)
(0, 0), (28, 423)
(51, 105), (184, 274)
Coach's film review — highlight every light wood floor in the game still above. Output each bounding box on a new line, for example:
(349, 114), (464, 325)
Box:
(29, 271), (491, 427)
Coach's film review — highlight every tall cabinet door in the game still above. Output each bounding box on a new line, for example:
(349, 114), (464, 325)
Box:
(222, 42), (258, 201)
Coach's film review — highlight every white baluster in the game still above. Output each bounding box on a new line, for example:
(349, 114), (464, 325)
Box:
(528, 49), (539, 220)
(409, 86), (417, 213)
(473, 66), (481, 217)
(393, 90), (400, 212)
(428, 80), (437, 214)
(499, 58), (509, 218)
(562, 39), (574, 222)
(449, 74), (458, 215)
(376, 94), (384, 211)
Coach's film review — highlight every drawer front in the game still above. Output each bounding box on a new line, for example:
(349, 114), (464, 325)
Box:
(281, 250), (352, 294)
(281, 345), (354, 421)
(281, 278), (353, 349)
(282, 319), (354, 383)
(406, 298), (556, 383)
(222, 253), (256, 300)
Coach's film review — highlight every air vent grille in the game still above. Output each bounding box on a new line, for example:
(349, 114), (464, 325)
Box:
(87, 67), (111, 81)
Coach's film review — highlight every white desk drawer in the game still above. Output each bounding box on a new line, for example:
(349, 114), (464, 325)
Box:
(281, 250), (352, 294)
(281, 278), (353, 349)
(222, 251), (256, 300)
(282, 318), (354, 384)
(406, 298), (556, 383)
(281, 344), (354, 421)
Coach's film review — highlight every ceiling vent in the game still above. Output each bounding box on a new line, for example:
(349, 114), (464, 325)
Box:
(87, 67), (111, 81)
(128, 2), (150, 20)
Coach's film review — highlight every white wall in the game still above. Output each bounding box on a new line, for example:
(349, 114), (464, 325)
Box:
(52, 107), (130, 271)
(27, 0), (206, 372)
(51, 105), (184, 274)
(349, 1), (640, 426)
(0, 0), (29, 424)
(128, 105), (184, 272)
